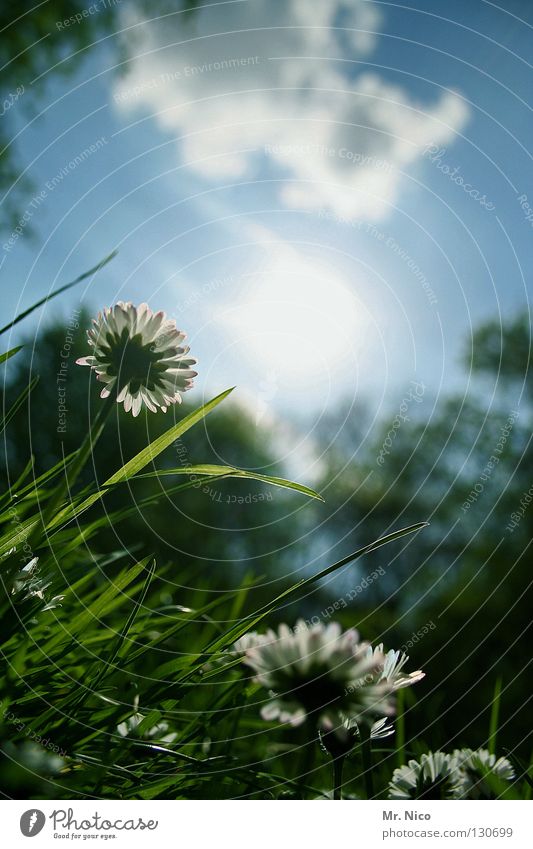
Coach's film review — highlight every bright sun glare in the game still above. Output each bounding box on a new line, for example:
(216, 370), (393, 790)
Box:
(219, 254), (364, 388)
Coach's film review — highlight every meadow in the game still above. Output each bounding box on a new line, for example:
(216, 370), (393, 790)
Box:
(0, 259), (530, 801)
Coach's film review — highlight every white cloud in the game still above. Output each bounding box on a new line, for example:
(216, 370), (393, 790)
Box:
(114, 0), (470, 219)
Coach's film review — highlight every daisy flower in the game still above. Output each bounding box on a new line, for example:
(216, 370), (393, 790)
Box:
(11, 557), (63, 611)
(453, 748), (514, 799)
(365, 643), (425, 690)
(117, 696), (177, 743)
(388, 752), (463, 800)
(350, 643), (425, 717)
(236, 620), (389, 728)
(319, 713), (395, 759)
(233, 631), (268, 655)
(117, 713), (177, 744)
(76, 302), (197, 416)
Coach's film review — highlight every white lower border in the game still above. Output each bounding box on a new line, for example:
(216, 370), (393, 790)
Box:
(3, 799), (530, 848)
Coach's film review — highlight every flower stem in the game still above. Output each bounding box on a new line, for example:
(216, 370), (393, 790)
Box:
(333, 755), (345, 800)
(297, 734), (315, 799)
(396, 688), (406, 767)
(361, 725), (375, 799)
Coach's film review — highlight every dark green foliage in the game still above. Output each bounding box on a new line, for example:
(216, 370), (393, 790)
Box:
(0, 303), (531, 799)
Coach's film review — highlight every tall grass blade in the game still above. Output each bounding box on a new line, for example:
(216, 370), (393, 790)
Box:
(0, 375), (39, 436)
(0, 346), (23, 364)
(187, 522), (429, 672)
(103, 464), (322, 501)
(488, 676), (502, 755)
(47, 388), (236, 528)
(396, 687), (406, 767)
(0, 251), (117, 336)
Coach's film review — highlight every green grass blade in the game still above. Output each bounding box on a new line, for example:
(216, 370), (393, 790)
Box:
(104, 464), (322, 501)
(396, 688), (406, 767)
(502, 750), (533, 795)
(0, 251), (117, 336)
(0, 457), (35, 509)
(0, 515), (40, 558)
(0, 375), (39, 436)
(101, 559), (156, 671)
(39, 392), (117, 533)
(524, 751), (533, 799)
(123, 582), (264, 669)
(488, 676), (502, 755)
(239, 521), (429, 626)
(45, 476), (233, 549)
(78, 560), (157, 700)
(47, 388), (235, 529)
(105, 388), (235, 486)
(41, 557), (151, 654)
(4, 450), (79, 505)
(0, 346), (23, 364)
(47, 464), (320, 545)
(183, 522), (429, 673)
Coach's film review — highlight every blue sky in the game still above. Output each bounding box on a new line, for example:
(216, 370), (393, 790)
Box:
(2, 0), (532, 436)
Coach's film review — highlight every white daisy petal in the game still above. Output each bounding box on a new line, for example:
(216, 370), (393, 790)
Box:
(234, 621), (423, 729)
(131, 393), (143, 417)
(77, 303), (197, 416)
(389, 752), (463, 800)
(453, 748), (514, 799)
